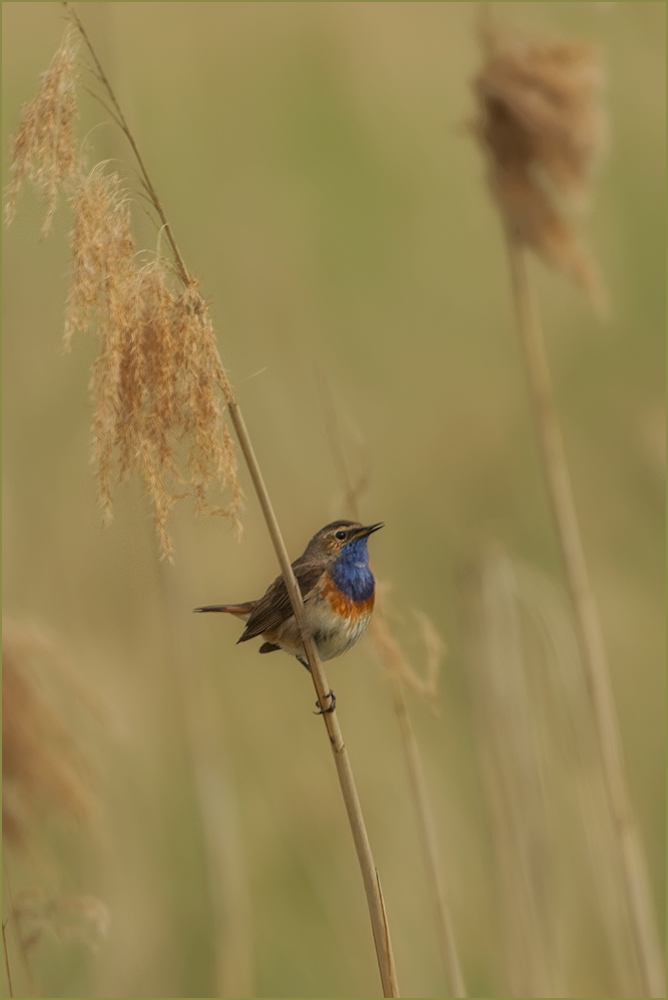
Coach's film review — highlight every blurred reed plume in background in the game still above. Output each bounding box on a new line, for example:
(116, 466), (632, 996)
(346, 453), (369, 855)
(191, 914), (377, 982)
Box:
(474, 19), (607, 313)
(2, 621), (92, 853)
(2, 620), (110, 994)
(5, 23), (242, 558)
(472, 11), (664, 997)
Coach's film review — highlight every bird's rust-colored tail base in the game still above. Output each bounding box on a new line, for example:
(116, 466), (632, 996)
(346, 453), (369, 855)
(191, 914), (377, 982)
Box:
(193, 602), (255, 618)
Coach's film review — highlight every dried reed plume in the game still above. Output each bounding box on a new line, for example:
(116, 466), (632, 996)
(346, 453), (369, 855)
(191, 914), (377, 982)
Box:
(2, 623), (91, 853)
(4, 28), (81, 237)
(474, 19), (607, 313)
(7, 11), (399, 995)
(65, 166), (241, 557)
(5, 24), (242, 558)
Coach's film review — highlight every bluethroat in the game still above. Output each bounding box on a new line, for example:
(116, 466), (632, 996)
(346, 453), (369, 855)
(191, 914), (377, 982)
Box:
(194, 520), (383, 712)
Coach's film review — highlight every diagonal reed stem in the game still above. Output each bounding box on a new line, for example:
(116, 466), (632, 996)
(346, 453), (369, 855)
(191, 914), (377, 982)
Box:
(227, 402), (400, 998)
(65, 6), (399, 994)
(506, 236), (665, 999)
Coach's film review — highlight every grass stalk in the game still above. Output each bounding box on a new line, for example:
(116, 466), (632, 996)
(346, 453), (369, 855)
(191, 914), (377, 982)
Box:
(372, 617), (466, 998)
(2, 861), (35, 999)
(465, 547), (564, 997)
(2, 921), (14, 998)
(156, 555), (255, 998)
(66, 8), (399, 995)
(317, 376), (463, 996)
(506, 236), (665, 999)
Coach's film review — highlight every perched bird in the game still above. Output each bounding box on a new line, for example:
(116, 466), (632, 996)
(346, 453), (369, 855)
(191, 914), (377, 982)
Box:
(194, 520), (383, 710)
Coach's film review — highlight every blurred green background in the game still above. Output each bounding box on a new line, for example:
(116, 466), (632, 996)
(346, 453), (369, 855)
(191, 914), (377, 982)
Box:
(2, 3), (664, 998)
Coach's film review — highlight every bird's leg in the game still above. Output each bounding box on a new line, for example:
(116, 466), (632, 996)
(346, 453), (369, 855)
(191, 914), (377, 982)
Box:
(314, 689), (336, 715)
(296, 655), (335, 714)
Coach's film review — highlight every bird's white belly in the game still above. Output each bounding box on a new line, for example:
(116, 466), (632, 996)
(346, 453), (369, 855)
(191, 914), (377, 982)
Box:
(272, 601), (372, 662)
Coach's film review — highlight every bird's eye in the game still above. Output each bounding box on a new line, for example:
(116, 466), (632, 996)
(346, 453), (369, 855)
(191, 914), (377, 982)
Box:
(335, 530), (347, 541)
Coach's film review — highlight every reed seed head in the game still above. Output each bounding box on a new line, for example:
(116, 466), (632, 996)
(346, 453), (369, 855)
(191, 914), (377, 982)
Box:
(7, 27), (243, 557)
(474, 20), (607, 311)
(67, 166), (242, 556)
(4, 27), (81, 236)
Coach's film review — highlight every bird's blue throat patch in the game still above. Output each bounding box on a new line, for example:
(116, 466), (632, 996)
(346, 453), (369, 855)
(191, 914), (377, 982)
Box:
(331, 536), (375, 602)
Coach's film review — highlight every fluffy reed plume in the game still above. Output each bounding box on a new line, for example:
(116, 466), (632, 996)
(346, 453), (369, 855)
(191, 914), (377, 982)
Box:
(2, 623), (91, 853)
(6, 26), (242, 559)
(4, 27), (81, 236)
(474, 19), (607, 312)
(65, 166), (241, 556)
(7, 12), (399, 995)
(368, 595), (442, 705)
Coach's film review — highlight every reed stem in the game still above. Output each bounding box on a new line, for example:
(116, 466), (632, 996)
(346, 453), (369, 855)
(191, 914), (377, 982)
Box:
(227, 401), (400, 998)
(65, 4), (190, 289)
(64, 7), (400, 994)
(506, 236), (665, 999)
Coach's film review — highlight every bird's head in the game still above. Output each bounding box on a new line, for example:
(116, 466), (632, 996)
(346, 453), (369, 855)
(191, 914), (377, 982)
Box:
(306, 520), (384, 564)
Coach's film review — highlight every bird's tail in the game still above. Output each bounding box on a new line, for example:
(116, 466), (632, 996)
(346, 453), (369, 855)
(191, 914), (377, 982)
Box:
(193, 602), (255, 621)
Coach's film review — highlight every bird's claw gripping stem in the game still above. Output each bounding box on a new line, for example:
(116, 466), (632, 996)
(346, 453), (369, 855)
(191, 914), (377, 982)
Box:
(314, 689), (336, 715)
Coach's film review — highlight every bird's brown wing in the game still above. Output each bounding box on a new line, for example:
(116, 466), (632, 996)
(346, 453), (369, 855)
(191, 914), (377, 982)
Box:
(238, 559), (324, 643)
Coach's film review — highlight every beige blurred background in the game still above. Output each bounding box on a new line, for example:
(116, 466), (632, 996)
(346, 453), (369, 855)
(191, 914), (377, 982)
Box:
(2, 3), (664, 997)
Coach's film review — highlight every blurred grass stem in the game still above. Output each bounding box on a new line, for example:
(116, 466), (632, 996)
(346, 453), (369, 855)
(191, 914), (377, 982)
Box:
(506, 235), (665, 999)
(382, 634), (466, 998)
(2, 861), (35, 999)
(156, 555), (254, 998)
(2, 921), (14, 998)
(64, 7), (399, 994)
(317, 373), (463, 996)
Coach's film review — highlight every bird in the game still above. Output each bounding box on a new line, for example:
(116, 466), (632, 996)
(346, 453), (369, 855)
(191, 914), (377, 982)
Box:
(194, 520), (383, 712)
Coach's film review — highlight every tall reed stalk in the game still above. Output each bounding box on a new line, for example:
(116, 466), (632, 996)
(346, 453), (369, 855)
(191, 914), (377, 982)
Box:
(10, 6), (400, 995)
(474, 15), (664, 997)
(505, 240), (664, 998)
(223, 402), (399, 997)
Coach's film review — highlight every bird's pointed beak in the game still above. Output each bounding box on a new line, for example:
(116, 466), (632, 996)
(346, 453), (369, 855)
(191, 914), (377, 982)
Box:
(357, 522), (384, 538)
